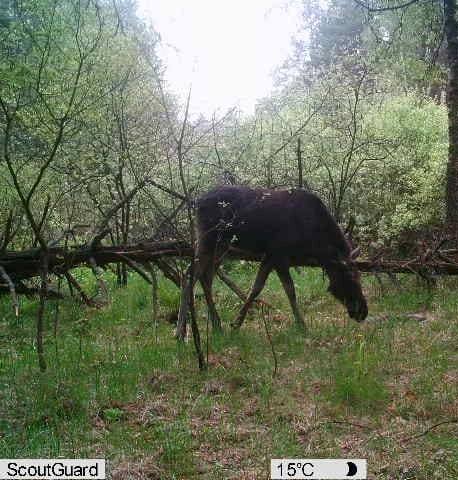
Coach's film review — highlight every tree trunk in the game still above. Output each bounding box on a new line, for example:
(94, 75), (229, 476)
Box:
(445, 0), (458, 230)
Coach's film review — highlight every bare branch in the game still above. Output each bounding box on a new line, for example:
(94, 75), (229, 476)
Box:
(402, 419), (458, 443)
(117, 254), (153, 284)
(353, 0), (422, 12)
(64, 271), (96, 307)
(89, 257), (109, 304)
(0, 266), (19, 317)
(263, 91), (329, 164)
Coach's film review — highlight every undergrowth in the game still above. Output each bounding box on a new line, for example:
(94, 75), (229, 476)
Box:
(0, 265), (457, 479)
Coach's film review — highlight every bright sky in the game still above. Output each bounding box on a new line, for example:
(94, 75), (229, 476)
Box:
(137, 0), (301, 116)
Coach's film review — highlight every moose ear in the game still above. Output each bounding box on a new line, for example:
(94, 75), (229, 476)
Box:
(350, 247), (361, 259)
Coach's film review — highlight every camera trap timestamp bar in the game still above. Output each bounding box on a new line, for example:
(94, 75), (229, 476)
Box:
(271, 459), (367, 479)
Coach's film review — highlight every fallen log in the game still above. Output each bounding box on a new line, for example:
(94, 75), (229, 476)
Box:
(356, 259), (458, 276)
(0, 241), (193, 282)
(2, 240), (458, 296)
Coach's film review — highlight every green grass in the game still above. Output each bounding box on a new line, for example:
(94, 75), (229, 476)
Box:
(0, 265), (457, 479)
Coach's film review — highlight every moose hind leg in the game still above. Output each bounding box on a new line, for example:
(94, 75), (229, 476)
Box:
(275, 263), (306, 330)
(200, 269), (222, 331)
(231, 257), (274, 330)
(196, 251), (222, 331)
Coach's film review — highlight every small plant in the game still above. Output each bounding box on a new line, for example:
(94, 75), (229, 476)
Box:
(103, 408), (124, 422)
(152, 421), (194, 476)
(330, 335), (389, 411)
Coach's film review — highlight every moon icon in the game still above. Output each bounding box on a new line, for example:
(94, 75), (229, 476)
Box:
(346, 461), (358, 476)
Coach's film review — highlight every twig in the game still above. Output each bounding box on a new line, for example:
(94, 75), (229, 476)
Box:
(217, 268), (247, 301)
(353, 0), (424, 13)
(263, 92), (329, 164)
(437, 252), (458, 266)
(147, 179), (187, 201)
(117, 254), (153, 284)
(146, 263), (159, 341)
(176, 265), (191, 341)
(64, 271), (96, 307)
(301, 419), (374, 438)
(402, 419), (458, 443)
(432, 237), (450, 256)
(37, 253), (48, 371)
(92, 179), (149, 240)
(261, 304), (278, 378)
(33, 195), (51, 248)
(324, 420), (372, 430)
(153, 258), (181, 287)
(297, 137), (303, 189)
(89, 257), (109, 304)
(90, 228), (111, 249)
(151, 198), (187, 241)
(217, 267), (273, 308)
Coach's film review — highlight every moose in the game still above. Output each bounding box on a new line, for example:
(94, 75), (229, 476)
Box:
(195, 185), (368, 330)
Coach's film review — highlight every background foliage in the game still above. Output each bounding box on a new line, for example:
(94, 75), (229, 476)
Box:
(0, 0), (450, 251)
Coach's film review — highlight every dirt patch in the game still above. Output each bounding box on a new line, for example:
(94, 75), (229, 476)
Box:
(190, 403), (231, 432)
(92, 395), (179, 430)
(191, 400), (270, 476)
(123, 396), (178, 427)
(227, 470), (262, 480)
(442, 369), (458, 385)
(202, 379), (225, 395)
(147, 371), (177, 391)
(207, 348), (243, 370)
(196, 443), (250, 470)
(110, 457), (164, 480)
(404, 310), (439, 323)
(338, 433), (366, 455)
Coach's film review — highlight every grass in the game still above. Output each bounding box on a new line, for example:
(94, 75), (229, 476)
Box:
(0, 264), (457, 479)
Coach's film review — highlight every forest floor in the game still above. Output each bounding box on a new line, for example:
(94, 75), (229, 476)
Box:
(0, 265), (457, 479)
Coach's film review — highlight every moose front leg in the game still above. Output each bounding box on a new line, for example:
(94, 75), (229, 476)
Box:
(275, 263), (306, 330)
(231, 257), (274, 330)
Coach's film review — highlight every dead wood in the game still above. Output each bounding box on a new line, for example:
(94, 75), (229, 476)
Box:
(64, 271), (97, 307)
(0, 265), (19, 316)
(402, 418), (458, 443)
(2, 239), (458, 301)
(176, 265), (191, 341)
(0, 282), (64, 299)
(217, 268), (247, 301)
(89, 257), (109, 304)
(153, 258), (182, 287)
(118, 254), (153, 284)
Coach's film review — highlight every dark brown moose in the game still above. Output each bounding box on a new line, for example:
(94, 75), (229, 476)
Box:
(195, 185), (368, 330)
